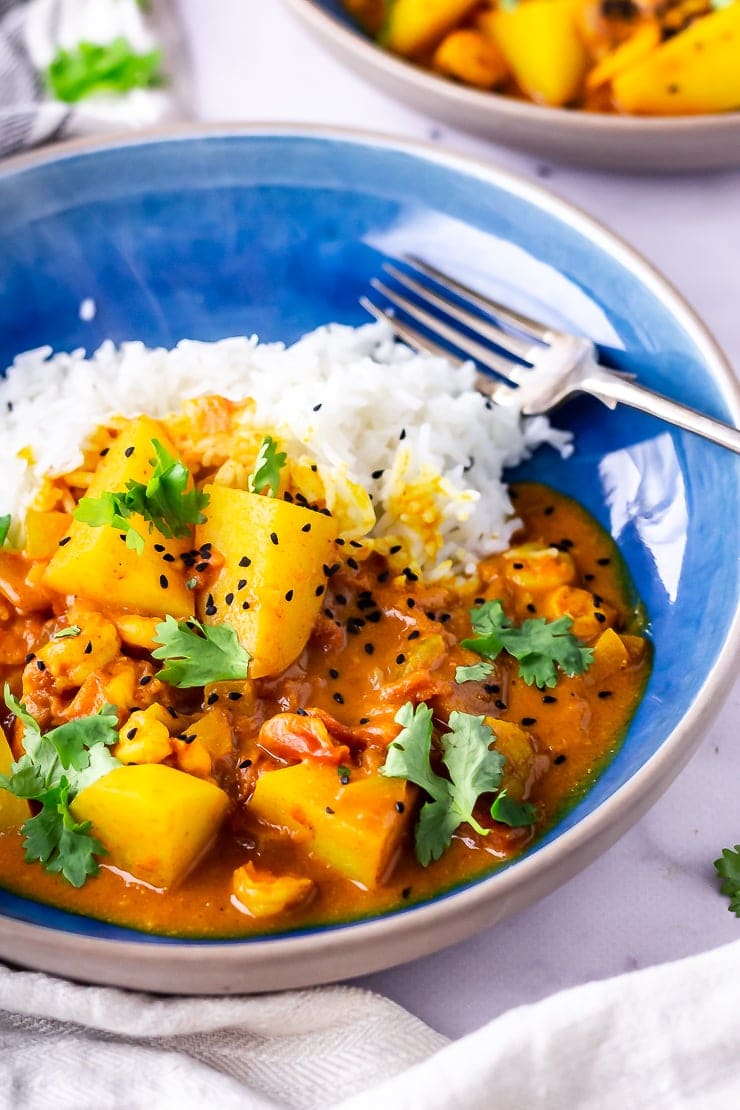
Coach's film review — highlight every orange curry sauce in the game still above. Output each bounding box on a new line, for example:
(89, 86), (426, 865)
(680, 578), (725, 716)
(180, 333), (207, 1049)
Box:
(0, 480), (649, 937)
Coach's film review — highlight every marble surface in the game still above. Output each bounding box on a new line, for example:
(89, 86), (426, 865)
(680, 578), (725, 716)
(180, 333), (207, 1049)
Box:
(175, 0), (740, 1040)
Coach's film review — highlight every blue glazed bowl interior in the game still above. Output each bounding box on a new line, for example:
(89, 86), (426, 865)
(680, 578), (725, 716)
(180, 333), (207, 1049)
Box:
(0, 131), (738, 944)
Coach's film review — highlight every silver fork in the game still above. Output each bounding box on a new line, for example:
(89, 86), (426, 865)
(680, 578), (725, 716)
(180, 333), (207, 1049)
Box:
(361, 256), (740, 454)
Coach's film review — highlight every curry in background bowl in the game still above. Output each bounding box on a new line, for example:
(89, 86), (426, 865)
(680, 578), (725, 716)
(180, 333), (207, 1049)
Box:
(342, 0), (740, 114)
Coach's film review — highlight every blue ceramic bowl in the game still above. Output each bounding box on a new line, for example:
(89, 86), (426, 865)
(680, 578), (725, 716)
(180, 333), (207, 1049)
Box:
(283, 0), (740, 172)
(0, 126), (738, 993)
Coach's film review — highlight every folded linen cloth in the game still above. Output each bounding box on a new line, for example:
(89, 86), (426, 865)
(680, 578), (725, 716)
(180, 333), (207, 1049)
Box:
(0, 0), (186, 159)
(2, 936), (740, 1109)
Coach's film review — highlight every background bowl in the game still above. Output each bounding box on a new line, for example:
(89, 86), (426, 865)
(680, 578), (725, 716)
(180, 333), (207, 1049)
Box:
(283, 0), (740, 173)
(0, 125), (738, 993)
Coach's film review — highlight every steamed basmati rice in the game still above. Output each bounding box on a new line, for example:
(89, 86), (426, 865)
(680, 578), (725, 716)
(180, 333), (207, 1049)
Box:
(0, 322), (571, 580)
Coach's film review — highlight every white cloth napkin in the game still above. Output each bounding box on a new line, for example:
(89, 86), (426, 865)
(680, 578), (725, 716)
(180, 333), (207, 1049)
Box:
(2, 936), (740, 1109)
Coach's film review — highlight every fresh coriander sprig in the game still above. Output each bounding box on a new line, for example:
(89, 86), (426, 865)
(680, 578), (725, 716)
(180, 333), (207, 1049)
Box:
(75, 439), (209, 554)
(0, 688), (120, 887)
(248, 436), (287, 498)
(461, 599), (593, 689)
(152, 615), (250, 689)
(45, 37), (164, 104)
(0, 515), (10, 547)
(715, 846), (740, 916)
(381, 701), (535, 865)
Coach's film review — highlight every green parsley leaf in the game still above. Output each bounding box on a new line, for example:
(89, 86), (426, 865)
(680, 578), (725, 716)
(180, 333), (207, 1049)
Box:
(455, 660), (494, 684)
(715, 846), (740, 916)
(45, 37), (164, 104)
(248, 436), (287, 498)
(0, 688), (120, 887)
(74, 439), (208, 552)
(152, 615), (250, 689)
(381, 702), (506, 865)
(490, 788), (538, 828)
(0, 515), (11, 547)
(462, 599), (594, 689)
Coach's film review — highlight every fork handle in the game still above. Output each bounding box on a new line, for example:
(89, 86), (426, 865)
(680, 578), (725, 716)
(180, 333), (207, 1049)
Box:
(583, 368), (740, 454)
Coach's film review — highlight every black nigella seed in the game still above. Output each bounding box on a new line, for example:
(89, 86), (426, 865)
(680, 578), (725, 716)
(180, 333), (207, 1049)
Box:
(242, 602), (250, 610)
(311, 463), (318, 472)
(359, 717), (369, 725)
(333, 692), (345, 704)
(366, 611), (382, 624)
(399, 428), (406, 440)
(544, 505), (555, 516)
(395, 801), (405, 814)
(58, 536), (71, 547)
(513, 562), (524, 570)
(526, 603), (536, 614)
(396, 653), (406, 665)
(336, 538), (345, 546)
(196, 561), (209, 572)
(402, 886), (412, 899)
(340, 773), (350, 785)
(227, 691), (243, 701)
(593, 594), (603, 607)
(301, 523), (312, 533)
(521, 717), (537, 727)
(205, 603), (217, 617)
(560, 538), (574, 550)
(315, 584), (325, 597)
(347, 557), (359, 571)
(25, 653), (36, 664)
(484, 684), (500, 695)
(335, 594), (347, 606)
(371, 469), (384, 480)
(389, 544), (402, 555)
(553, 754), (567, 765)
(162, 553), (175, 563)
(167, 707), (178, 718)
(377, 571), (390, 583)
(474, 597), (486, 606)
(598, 690), (613, 699)
(494, 699), (507, 710)
(126, 728), (138, 740)
(584, 573), (595, 582)
(124, 446), (135, 458)
(329, 668), (340, 679)
(313, 403), (322, 412)
(425, 611), (436, 621)
(350, 540), (363, 549)
(597, 557), (611, 566)
(440, 613), (451, 624)
(207, 692), (219, 705)
(239, 758), (252, 769)
(159, 574), (169, 590)
(296, 708), (308, 716)
(408, 630), (420, 641)
(406, 598), (415, 608)
(239, 556), (251, 568)
(402, 568), (418, 582)
(325, 806), (335, 814)
(99, 447), (109, 457)
(154, 543), (165, 553)
(542, 694), (557, 704)
(225, 592), (234, 605)
(238, 579), (247, 590)
(594, 612), (606, 623)
(270, 532), (279, 545)
(200, 542), (212, 553)
(364, 642), (375, 655)
(84, 642), (93, 656)
(324, 607), (334, 619)
(140, 675), (153, 686)
(357, 597), (376, 611)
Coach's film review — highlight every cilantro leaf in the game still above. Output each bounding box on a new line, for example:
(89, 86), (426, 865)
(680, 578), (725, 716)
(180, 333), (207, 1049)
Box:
(490, 789), (538, 827)
(0, 689), (119, 887)
(455, 660), (494, 684)
(381, 702), (506, 865)
(74, 439), (208, 552)
(715, 846), (740, 916)
(152, 615), (250, 689)
(462, 599), (594, 689)
(248, 436), (287, 498)
(0, 515), (10, 546)
(45, 37), (164, 104)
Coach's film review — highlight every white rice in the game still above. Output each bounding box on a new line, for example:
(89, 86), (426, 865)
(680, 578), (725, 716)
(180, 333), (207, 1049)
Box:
(0, 322), (572, 580)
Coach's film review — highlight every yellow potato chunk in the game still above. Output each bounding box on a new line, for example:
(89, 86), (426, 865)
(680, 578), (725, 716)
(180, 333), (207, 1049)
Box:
(433, 27), (509, 89)
(44, 416), (194, 618)
(24, 510), (72, 560)
(541, 585), (616, 640)
(195, 484), (338, 679)
(385, 0), (479, 56)
(189, 706), (234, 761)
(114, 705), (172, 765)
(613, 4), (740, 115)
(249, 762), (414, 889)
(490, 0), (588, 107)
(0, 730), (30, 832)
(485, 717), (538, 802)
(232, 862), (315, 919)
(71, 763), (229, 889)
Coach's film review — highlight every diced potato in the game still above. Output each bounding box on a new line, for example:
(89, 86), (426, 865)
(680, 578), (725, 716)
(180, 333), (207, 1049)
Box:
(591, 627), (630, 676)
(195, 484), (338, 679)
(71, 763), (229, 888)
(189, 706), (234, 761)
(114, 705), (172, 765)
(24, 510), (72, 560)
(44, 416), (194, 618)
(613, 4), (740, 115)
(249, 762), (414, 889)
(485, 717), (537, 802)
(502, 543), (576, 592)
(490, 0), (588, 107)
(113, 614), (161, 652)
(170, 736), (213, 780)
(385, 0), (479, 56)
(232, 861), (315, 919)
(586, 21), (660, 91)
(541, 585), (616, 639)
(432, 28), (509, 89)
(0, 729), (30, 831)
